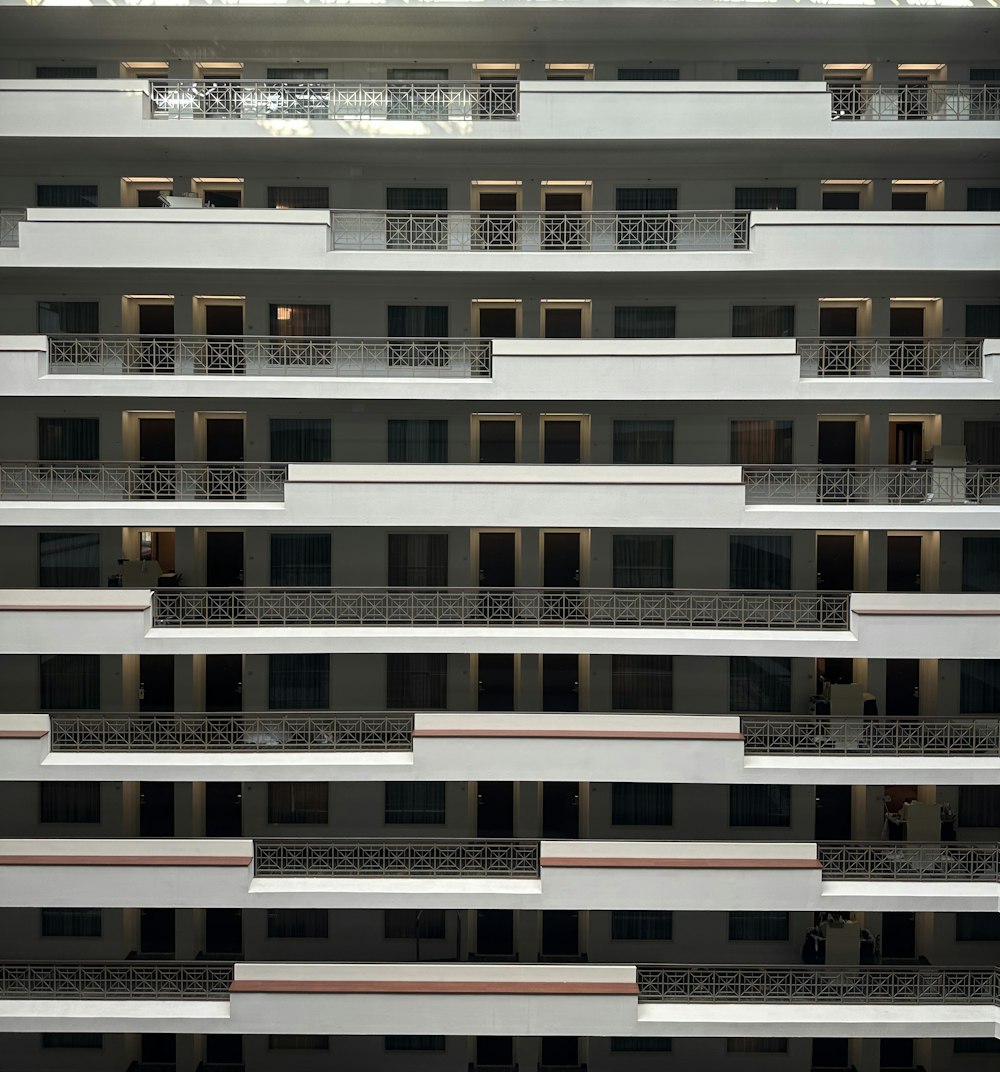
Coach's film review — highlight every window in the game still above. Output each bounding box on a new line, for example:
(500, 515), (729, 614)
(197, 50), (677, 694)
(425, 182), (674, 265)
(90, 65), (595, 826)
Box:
(269, 418), (332, 463)
(729, 534), (791, 590)
(384, 909), (446, 939)
(959, 786), (1000, 827)
(822, 190), (861, 210)
(268, 654), (330, 710)
(728, 911), (789, 941)
(39, 533), (100, 587)
(387, 419), (448, 462)
(614, 306), (676, 338)
(387, 305), (449, 336)
(735, 187), (797, 210)
(967, 188), (1000, 211)
(960, 660), (1000, 713)
(42, 1034), (103, 1048)
(386, 653), (447, 709)
(385, 782), (446, 824)
(730, 419), (793, 464)
(732, 305), (795, 337)
(268, 303), (331, 336)
(611, 910), (673, 940)
(385, 188), (448, 247)
(612, 654), (673, 711)
(955, 912), (1000, 941)
(612, 420), (674, 464)
(267, 783), (328, 824)
(268, 186), (330, 210)
(613, 534), (673, 589)
(385, 1037), (446, 1052)
(617, 68), (680, 81)
(737, 68), (799, 81)
(611, 1037), (673, 1051)
(40, 782), (100, 823)
(38, 417), (99, 461)
(955, 1038), (1000, 1053)
(965, 421), (1000, 465)
(727, 1038), (789, 1052)
(267, 67), (329, 80)
(730, 785), (791, 826)
(40, 654), (100, 711)
(268, 1035), (330, 1050)
(41, 907), (102, 937)
(36, 184), (98, 208)
(267, 909), (328, 938)
(966, 305), (1000, 337)
(387, 533), (448, 586)
(962, 537), (1000, 593)
(730, 656), (791, 713)
(36, 66), (97, 79)
(270, 533), (332, 586)
(611, 783), (673, 825)
(37, 300), (99, 334)
(616, 187), (678, 211)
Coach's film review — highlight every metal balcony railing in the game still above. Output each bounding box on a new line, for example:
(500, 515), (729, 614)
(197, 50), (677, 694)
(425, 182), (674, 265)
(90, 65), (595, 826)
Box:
(742, 465), (1000, 506)
(0, 208), (25, 248)
(149, 79), (519, 121)
(47, 335), (492, 378)
(0, 463), (288, 501)
(49, 713), (414, 752)
(330, 210), (751, 252)
(829, 81), (1000, 121)
(253, 838), (540, 877)
(150, 588), (850, 630)
(0, 962), (233, 999)
(817, 842), (1000, 881)
(741, 717), (1000, 756)
(798, 338), (983, 378)
(637, 965), (1000, 1003)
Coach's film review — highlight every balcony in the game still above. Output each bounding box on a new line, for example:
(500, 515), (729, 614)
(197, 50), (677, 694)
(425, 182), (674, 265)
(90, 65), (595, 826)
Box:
(150, 587), (850, 630)
(829, 81), (1000, 121)
(0, 462), (287, 501)
(149, 79), (519, 121)
(742, 716), (1000, 756)
(816, 842), (1000, 881)
(0, 209), (23, 248)
(799, 337), (983, 378)
(0, 961), (232, 999)
(47, 334), (492, 378)
(330, 210), (750, 252)
(742, 465), (1000, 506)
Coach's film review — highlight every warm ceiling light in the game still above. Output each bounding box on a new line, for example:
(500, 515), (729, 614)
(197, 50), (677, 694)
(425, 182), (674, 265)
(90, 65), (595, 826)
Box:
(196, 62), (244, 71)
(823, 64), (871, 71)
(471, 180), (522, 186)
(473, 63), (520, 71)
(890, 297), (941, 303)
(123, 176), (173, 184)
(891, 179), (943, 186)
(819, 297), (869, 303)
(192, 177), (244, 185)
(541, 180), (592, 186)
(821, 179), (872, 186)
(124, 294), (174, 300)
(546, 64), (594, 71)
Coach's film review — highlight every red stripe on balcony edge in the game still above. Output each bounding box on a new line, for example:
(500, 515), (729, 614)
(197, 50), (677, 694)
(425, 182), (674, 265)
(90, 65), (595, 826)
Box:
(0, 730), (48, 738)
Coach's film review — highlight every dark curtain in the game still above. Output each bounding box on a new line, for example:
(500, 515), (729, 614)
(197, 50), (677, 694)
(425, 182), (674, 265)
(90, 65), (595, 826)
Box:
(611, 654), (673, 711)
(384, 782), (446, 824)
(268, 653), (330, 710)
(611, 783), (673, 825)
(269, 418), (332, 463)
(614, 306), (676, 338)
(732, 305), (795, 337)
(729, 534), (791, 590)
(613, 535), (673, 588)
(962, 537), (1000, 592)
(38, 532), (100, 587)
(270, 533), (332, 586)
(386, 653), (447, 709)
(387, 419), (448, 462)
(960, 659), (1000, 713)
(613, 420), (674, 464)
(729, 656), (791, 712)
(387, 533), (448, 586)
(38, 417), (99, 461)
(729, 785), (791, 826)
(37, 301), (99, 333)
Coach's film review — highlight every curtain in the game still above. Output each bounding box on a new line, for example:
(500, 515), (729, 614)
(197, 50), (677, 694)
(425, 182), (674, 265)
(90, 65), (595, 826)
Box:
(611, 783), (673, 825)
(270, 533), (332, 586)
(40, 907), (102, 937)
(39, 654), (100, 710)
(730, 419), (793, 463)
(617, 68), (679, 81)
(38, 417), (99, 461)
(616, 188), (678, 211)
(387, 305), (449, 336)
(384, 782), (446, 824)
(267, 187), (330, 209)
(612, 654), (673, 711)
(960, 659), (1000, 713)
(965, 304), (1000, 335)
(614, 306), (676, 338)
(387, 533), (448, 586)
(268, 304), (331, 335)
(387, 419), (448, 462)
(269, 418), (331, 463)
(42, 1035), (103, 1049)
(727, 1038), (789, 1053)
(737, 68), (799, 81)
(727, 911), (789, 941)
(36, 185), (98, 207)
(268, 654), (330, 710)
(962, 538), (1000, 592)
(267, 783), (328, 823)
(36, 66), (97, 79)
(965, 420), (1000, 464)
(40, 782), (100, 822)
(266, 68), (329, 79)
(729, 534), (791, 590)
(958, 787), (1000, 827)
(37, 301), (99, 333)
(613, 535), (673, 588)
(266, 909), (328, 938)
(734, 187), (797, 210)
(732, 305), (795, 336)
(729, 656), (791, 712)
(386, 188), (448, 210)
(386, 653), (447, 709)
(955, 912), (1000, 940)
(967, 189), (1000, 212)
(612, 1039), (673, 1052)
(38, 532), (100, 587)
(610, 910), (673, 940)
(268, 1037), (329, 1051)
(613, 420), (674, 464)
(385, 1037), (447, 1052)
(384, 909), (445, 939)
(729, 785), (791, 826)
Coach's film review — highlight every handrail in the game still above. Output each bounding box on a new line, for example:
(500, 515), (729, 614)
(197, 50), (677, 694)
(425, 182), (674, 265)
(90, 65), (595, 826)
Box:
(741, 717), (1000, 756)
(798, 337), (983, 378)
(254, 838), (540, 877)
(49, 713), (414, 752)
(0, 961), (233, 999)
(743, 465), (1000, 505)
(0, 208), (25, 248)
(149, 78), (519, 120)
(47, 334), (492, 377)
(150, 587), (851, 630)
(828, 81), (1000, 121)
(637, 965), (1000, 1003)
(0, 462), (287, 501)
(330, 210), (750, 252)
(817, 842), (1000, 881)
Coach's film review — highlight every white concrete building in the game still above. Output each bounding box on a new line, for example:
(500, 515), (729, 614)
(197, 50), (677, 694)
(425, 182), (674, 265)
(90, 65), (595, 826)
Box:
(0, 2), (998, 1070)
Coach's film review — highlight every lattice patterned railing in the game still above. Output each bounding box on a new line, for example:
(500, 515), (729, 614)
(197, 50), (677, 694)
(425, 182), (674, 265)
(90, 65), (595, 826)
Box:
(742, 465), (1000, 505)
(798, 338), (983, 378)
(817, 842), (1000, 881)
(829, 81), (1000, 121)
(0, 962), (233, 999)
(741, 717), (1000, 756)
